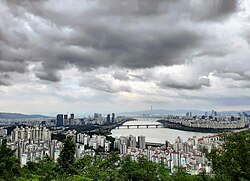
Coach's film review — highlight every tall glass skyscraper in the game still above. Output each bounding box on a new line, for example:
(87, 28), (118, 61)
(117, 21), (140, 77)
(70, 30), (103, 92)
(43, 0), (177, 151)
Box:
(56, 114), (64, 127)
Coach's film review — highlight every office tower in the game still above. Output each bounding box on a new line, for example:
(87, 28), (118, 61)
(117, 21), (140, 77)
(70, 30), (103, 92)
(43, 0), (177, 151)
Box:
(64, 114), (68, 125)
(64, 114), (68, 120)
(94, 113), (99, 119)
(106, 114), (111, 124)
(70, 113), (74, 120)
(56, 114), (64, 127)
(111, 113), (115, 123)
(68, 113), (75, 125)
(138, 135), (146, 149)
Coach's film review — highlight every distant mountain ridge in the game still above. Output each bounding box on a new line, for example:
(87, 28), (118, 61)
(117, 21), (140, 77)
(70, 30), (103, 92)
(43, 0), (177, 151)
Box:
(119, 109), (203, 116)
(118, 109), (250, 116)
(0, 112), (52, 119)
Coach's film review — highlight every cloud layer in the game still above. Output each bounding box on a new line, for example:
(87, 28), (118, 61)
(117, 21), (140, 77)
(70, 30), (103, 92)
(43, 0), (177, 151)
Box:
(0, 0), (250, 114)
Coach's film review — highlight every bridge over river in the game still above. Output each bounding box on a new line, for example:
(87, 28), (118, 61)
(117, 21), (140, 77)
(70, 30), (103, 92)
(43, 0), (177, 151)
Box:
(116, 117), (163, 129)
(116, 124), (163, 129)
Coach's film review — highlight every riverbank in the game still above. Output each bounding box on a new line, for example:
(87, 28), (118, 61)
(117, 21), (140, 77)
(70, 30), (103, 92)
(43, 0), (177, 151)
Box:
(65, 118), (136, 136)
(157, 120), (248, 133)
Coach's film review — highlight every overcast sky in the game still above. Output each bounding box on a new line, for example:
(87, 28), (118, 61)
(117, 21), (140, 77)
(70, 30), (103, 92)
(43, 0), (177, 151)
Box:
(0, 0), (250, 116)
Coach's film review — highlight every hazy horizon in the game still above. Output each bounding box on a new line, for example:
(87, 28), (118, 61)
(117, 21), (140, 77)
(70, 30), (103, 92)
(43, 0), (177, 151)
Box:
(1, 108), (249, 118)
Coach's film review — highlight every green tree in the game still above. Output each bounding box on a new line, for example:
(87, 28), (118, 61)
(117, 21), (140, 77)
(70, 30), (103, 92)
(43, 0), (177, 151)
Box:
(0, 139), (20, 181)
(75, 154), (124, 181)
(20, 155), (58, 180)
(120, 156), (160, 181)
(57, 136), (77, 175)
(207, 131), (250, 181)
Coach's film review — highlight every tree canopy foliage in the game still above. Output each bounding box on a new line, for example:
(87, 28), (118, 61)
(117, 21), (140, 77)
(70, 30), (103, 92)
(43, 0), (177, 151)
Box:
(57, 136), (77, 175)
(0, 139), (20, 181)
(207, 131), (250, 181)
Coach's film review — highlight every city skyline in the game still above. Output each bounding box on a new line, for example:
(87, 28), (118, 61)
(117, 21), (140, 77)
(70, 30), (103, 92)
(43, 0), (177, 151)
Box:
(0, 0), (250, 114)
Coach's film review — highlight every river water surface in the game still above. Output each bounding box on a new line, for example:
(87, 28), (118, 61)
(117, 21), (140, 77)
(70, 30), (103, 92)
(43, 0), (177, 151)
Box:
(111, 118), (211, 144)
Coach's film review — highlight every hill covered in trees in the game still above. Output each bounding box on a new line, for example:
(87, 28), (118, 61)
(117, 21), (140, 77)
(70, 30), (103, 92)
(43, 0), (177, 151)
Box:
(0, 112), (51, 119)
(0, 131), (249, 181)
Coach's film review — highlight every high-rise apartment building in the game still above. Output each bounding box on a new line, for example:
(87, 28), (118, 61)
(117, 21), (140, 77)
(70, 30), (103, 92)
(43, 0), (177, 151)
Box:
(138, 135), (146, 149)
(129, 135), (137, 148)
(11, 126), (51, 142)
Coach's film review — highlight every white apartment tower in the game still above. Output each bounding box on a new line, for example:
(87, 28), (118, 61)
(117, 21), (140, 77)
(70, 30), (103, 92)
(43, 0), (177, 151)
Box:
(138, 135), (146, 149)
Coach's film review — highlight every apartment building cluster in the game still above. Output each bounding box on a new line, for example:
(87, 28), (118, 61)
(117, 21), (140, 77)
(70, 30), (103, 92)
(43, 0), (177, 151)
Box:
(1, 126), (113, 166)
(114, 135), (145, 154)
(11, 125), (51, 142)
(115, 134), (223, 174)
(7, 126), (61, 166)
(0, 123), (225, 175)
(127, 146), (210, 174)
(182, 119), (246, 129)
(165, 111), (249, 130)
(75, 133), (111, 152)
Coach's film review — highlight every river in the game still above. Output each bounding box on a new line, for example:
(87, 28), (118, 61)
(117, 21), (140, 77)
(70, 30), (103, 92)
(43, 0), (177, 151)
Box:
(111, 118), (211, 144)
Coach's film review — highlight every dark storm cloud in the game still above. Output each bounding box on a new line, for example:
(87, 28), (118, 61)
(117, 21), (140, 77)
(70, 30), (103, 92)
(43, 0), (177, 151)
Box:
(0, 61), (27, 73)
(66, 27), (202, 69)
(188, 0), (237, 21)
(7, 0), (237, 22)
(157, 77), (210, 90)
(0, 0), (239, 84)
(35, 71), (61, 82)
